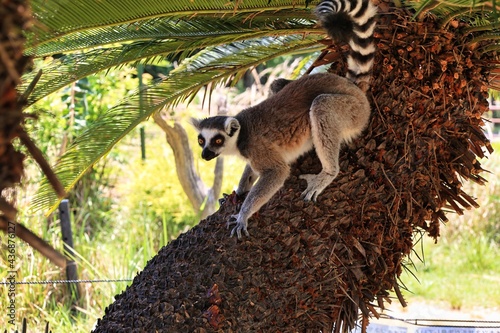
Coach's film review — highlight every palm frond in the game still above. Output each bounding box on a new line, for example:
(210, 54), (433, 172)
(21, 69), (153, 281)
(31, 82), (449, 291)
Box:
(407, 0), (500, 21)
(22, 15), (318, 106)
(26, 15), (316, 56)
(30, 35), (322, 214)
(29, 0), (312, 47)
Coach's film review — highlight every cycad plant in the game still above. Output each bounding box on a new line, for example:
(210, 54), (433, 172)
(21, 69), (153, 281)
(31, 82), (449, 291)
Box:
(23, 0), (498, 332)
(24, 0), (323, 213)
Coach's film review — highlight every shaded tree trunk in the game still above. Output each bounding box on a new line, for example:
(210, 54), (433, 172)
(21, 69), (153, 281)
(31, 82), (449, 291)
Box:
(0, 0), (31, 221)
(93, 5), (494, 333)
(0, 0), (68, 273)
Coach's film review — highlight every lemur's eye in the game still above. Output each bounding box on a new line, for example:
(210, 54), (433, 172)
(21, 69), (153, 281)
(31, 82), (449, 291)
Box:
(215, 138), (223, 145)
(198, 138), (204, 146)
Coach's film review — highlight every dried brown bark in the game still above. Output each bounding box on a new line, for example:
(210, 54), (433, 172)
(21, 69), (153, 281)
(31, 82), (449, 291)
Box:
(93, 6), (494, 333)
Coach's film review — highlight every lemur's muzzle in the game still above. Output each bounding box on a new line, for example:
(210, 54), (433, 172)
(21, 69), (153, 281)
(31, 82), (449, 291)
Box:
(202, 149), (218, 161)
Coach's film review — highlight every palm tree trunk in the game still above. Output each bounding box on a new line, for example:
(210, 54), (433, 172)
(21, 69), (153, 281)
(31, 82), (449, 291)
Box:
(93, 5), (493, 333)
(0, 0), (32, 221)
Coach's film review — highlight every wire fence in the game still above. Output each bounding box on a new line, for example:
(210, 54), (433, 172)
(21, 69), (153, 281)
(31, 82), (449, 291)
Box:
(356, 315), (500, 333)
(384, 316), (500, 327)
(0, 278), (133, 285)
(1, 278), (499, 332)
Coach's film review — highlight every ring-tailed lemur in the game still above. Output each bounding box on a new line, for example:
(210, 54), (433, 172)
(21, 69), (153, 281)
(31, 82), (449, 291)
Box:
(191, 0), (377, 238)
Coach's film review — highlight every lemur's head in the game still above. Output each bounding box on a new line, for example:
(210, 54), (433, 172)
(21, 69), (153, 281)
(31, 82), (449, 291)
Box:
(190, 116), (240, 161)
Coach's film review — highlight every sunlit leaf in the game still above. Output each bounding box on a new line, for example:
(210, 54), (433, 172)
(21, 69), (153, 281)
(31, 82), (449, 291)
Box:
(21, 16), (317, 106)
(30, 35), (322, 214)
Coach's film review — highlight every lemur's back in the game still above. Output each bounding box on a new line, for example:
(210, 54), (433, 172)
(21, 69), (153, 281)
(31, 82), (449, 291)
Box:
(235, 73), (370, 161)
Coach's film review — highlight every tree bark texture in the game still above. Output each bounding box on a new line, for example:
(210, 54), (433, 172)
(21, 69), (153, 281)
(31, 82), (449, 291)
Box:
(0, 0), (32, 221)
(93, 7), (494, 333)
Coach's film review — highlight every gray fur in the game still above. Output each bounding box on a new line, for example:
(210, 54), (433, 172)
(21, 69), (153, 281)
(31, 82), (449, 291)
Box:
(191, 0), (377, 238)
(192, 73), (371, 238)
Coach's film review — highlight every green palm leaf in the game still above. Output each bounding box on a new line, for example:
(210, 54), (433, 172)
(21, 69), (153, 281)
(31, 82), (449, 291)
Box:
(22, 16), (318, 106)
(408, 0), (500, 28)
(26, 14), (316, 56)
(29, 0), (311, 47)
(30, 35), (322, 214)
(27, 0), (500, 214)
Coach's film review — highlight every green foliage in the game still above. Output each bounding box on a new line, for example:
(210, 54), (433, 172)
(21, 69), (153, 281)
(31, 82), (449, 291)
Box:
(401, 234), (500, 310)
(25, 66), (138, 157)
(115, 123), (198, 237)
(400, 142), (500, 310)
(67, 161), (115, 237)
(27, 0), (312, 48)
(23, 0), (500, 215)
(29, 36), (322, 215)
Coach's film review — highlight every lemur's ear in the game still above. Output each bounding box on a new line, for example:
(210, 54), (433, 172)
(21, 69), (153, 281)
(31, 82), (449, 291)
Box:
(224, 117), (240, 137)
(189, 118), (202, 130)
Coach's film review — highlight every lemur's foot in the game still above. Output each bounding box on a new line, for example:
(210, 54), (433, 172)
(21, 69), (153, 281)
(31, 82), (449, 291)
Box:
(300, 171), (335, 202)
(227, 214), (250, 239)
(218, 193), (230, 206)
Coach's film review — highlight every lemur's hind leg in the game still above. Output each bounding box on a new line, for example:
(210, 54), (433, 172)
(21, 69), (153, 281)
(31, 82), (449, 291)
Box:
(300, 93), (363, 202)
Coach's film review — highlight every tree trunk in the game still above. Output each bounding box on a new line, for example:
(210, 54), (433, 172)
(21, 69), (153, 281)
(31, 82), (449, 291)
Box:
(0, 0), (69, 271)
(93, 6), (494, 333)
(0, 0), (32, 221)
(153, 112), (224, 219)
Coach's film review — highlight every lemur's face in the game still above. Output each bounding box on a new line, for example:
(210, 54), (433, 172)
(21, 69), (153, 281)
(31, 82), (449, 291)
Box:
(197, 129), (228, 161)
(191, 116), (241, 161)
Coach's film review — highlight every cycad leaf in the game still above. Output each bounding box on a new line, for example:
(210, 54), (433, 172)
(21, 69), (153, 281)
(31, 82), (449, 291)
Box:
(30, 35), (322, 214)
(21, 16), (317, 106)
(29, 0), (311, 47)
(26, 15), (315, 56)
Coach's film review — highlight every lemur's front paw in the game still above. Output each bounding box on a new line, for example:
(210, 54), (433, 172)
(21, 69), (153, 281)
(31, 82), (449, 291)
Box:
(300, 172), (335, 202)
(227, 214), (250, 239)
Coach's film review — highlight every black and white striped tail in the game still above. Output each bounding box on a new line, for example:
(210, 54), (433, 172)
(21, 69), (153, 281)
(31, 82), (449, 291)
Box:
(315, 0), (377, 89)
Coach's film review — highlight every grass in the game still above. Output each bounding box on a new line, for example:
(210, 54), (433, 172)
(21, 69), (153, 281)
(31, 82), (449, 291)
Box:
(0, 117), (246, 332)
(399, 141), (500, 311)
(401, 234), (500, 310)
(1, 125), (499, 331)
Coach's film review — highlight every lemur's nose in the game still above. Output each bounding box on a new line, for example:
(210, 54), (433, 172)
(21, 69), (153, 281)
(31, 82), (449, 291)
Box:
(202, 149), (218, 161)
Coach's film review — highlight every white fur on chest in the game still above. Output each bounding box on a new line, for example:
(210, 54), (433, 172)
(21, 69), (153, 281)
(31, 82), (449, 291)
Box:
(281, 138), (314, 164)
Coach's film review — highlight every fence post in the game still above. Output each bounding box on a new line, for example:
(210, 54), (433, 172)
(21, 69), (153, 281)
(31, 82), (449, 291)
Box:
(58, 199), (81, 305)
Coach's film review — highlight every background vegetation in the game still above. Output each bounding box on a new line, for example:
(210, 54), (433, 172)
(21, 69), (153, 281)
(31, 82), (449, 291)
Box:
(2, 0), (500, 330)
(1, 65), (499, 331)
